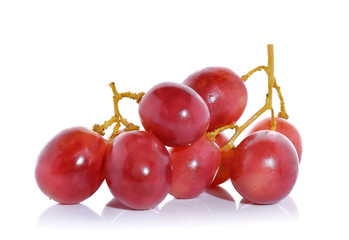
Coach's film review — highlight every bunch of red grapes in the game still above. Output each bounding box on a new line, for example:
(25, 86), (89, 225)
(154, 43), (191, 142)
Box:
(35, 45), (302, 210)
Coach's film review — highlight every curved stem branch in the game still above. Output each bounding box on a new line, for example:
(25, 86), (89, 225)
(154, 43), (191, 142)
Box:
(92, 82), (145, 140)
(218, 44), (289, 151)
(221, 100), (272, 151)
(274, 82), (289, 119)
(241, 65), (267, 82)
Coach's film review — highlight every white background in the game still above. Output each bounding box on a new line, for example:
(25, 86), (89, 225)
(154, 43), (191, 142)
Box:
(1, 0), (348, 239)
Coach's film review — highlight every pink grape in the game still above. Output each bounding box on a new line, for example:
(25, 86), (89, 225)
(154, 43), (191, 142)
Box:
(138, 82), (210, 147)
(105, 131), (172, 210)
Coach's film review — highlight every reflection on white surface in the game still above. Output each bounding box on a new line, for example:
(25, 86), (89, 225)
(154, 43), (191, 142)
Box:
(100, 198), (161, 228)
(37, 186), (299, 229)
(37, 204), (102, 228)
(237, 197), (299, 224)
(158, 186), (237, 227)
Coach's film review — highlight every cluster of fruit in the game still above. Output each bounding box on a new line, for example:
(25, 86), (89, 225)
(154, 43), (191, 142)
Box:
(35, 45), (302, 210)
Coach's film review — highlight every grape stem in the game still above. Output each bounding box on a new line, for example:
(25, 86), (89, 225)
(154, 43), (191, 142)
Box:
(92, 82), (145, 141)
(212, 44), (289, 151)
(93, 45), (288, 147)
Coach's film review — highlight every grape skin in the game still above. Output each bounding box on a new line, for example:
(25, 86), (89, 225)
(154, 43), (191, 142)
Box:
(35, 127), (108, 204)
(138, 82), (210, 147)
(210, 133), (234, 186)
(184, 67), (247, 131)
(105, 131), (172, 210)
(230, 130), (299, 205)
(169, 136), (221, 199)
(250, 117), (303, 162)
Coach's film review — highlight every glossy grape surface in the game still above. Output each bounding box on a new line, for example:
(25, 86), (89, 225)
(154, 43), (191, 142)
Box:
(230, 130), (298, 205)
(138, 82), (210, 147)
(105, 131), (172, 210)
(35, 127), (108, 204)
(210, 133), (234, 186)
(169, 136), (221, 199)
(184, 67), (248, 131)
(250, 117), (302, 161)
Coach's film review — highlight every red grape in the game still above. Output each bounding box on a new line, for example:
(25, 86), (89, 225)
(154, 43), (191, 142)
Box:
(210, 133), (234, 186)
(169, 136), (221, 199)
(249, 117), (302, 162)
(230, 130), (298, 204)
(184, 67), (248, 131)
(105, 131), (172, 210)
(138, 82), (210, 147)
(35, 127), (108, 204)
